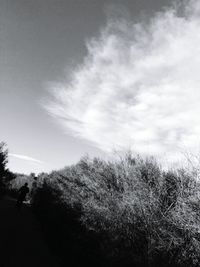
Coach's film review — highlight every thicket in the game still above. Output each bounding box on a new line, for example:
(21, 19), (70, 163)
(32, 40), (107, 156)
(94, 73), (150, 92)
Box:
(31, 154), (200, 267)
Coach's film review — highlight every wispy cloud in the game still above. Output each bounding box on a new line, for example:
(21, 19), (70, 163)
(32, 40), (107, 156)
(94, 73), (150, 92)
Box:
(44, 0), (200, 162)
(9, 153), (44, 164)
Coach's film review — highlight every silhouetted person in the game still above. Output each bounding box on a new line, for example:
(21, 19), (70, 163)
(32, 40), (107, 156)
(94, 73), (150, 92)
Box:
(16, 183), (29, 210)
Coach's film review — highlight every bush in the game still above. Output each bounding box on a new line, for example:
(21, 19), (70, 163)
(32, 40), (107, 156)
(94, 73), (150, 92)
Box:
(32, 179), (106, 267)
(31, 153), (200, 267)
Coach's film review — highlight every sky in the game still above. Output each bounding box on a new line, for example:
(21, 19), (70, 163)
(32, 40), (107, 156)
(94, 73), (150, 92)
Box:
(2, 0), (200, 174)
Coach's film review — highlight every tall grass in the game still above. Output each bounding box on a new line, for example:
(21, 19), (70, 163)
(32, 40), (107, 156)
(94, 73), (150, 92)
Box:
(31, 153), (200, 267)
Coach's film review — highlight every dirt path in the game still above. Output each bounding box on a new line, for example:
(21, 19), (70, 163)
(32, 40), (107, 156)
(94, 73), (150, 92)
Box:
(0, 197), (58, 267)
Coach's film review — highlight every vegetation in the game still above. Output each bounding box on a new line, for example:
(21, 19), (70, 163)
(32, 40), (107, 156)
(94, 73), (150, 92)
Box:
(9, 172), (45, 199)
(0, 142), (15, 196)
(30, 153), (200, 267)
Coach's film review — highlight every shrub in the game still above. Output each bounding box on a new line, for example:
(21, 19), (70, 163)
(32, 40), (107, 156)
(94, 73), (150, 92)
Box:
(31, 153), (200, 267)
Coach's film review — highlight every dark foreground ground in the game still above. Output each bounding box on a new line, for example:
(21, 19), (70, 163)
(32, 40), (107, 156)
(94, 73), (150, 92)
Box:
(0, 196), (58, 267)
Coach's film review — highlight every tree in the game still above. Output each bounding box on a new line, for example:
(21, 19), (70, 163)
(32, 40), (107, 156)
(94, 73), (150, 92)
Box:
(0, 142), (8, 194)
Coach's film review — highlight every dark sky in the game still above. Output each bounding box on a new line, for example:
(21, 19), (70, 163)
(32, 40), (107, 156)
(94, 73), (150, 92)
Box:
(0, 0), (173, 174)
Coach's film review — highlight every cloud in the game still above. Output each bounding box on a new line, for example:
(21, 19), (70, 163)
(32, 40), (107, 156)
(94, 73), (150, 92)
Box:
(9, 153), (44, 164)
(44, 0), (200, 163)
